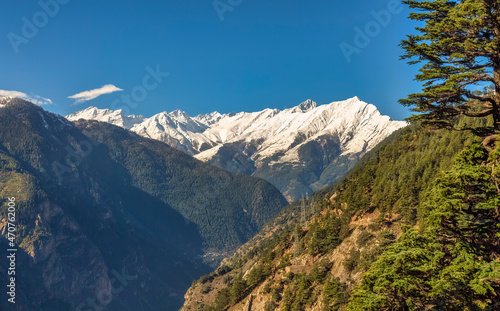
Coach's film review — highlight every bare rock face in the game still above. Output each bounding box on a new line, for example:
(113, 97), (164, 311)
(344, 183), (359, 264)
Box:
(27, 201), (111, 297)
(68, 97), (406, 201)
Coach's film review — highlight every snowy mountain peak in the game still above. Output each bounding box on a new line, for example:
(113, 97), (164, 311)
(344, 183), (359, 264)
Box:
(67, 106), (145, 129)
(0, 96), (46, 109)
(66, 97), (407, 200)
(293, 99), (317, 112)
(342, 96), (362, 104)
(0, 96), (14, 107)
(194, 111), (224, 126)
(170, 109), (190, 118)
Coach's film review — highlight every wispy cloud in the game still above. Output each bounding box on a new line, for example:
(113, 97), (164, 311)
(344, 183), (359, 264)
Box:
(0, 90), (53, 105)
(68, 84), (123, 105)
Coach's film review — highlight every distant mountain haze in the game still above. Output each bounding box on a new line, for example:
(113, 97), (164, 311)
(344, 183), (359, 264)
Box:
(68, 97), (407, 201)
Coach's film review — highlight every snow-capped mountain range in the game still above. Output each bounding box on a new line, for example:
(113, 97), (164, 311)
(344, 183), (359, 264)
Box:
(67, 97), (407, 201)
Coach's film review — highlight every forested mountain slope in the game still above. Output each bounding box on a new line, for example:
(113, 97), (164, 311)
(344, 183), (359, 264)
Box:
(75, 120), (288, 253)
(0, 98), (287, 310)
(182, 121), (499, 310)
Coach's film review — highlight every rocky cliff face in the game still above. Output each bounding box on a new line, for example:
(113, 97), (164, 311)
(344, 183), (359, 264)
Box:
(68, 97), (406, 201)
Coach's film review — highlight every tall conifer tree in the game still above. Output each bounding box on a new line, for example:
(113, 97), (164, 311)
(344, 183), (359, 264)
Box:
(401, 0), (500, 143)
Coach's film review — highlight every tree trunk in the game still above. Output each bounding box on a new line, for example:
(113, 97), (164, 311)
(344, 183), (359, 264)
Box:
(483, 134), (498, 152)
(493, 66), (500, 131)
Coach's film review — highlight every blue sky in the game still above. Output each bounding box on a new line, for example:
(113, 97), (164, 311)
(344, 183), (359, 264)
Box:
(0, 0), (421, 120)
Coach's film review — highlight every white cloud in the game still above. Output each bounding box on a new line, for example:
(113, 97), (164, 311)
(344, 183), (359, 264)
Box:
(68, 84), (123, 105)
(0, 90), (53, 105)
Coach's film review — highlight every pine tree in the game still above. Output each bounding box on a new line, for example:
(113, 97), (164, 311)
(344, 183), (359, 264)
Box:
(229, 274), (247, 303)
(323, 278), (345, 311)
(309, 231), (320, 255)
(400, 0), (500, 140)
(347, 143), (500, 310)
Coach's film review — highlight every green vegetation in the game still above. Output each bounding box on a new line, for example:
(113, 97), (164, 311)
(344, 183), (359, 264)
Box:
(78, 120), (288, 252)
(308, 215), (342, 256)
(184, 121), (488, 310)
(229, 274), (247, 302)
(348, 143), (500, 310)
(323, 277), (347, 311)
(328, 124), (479, 224)
(343, 1), (500, 308)
(400, 0), (500, 133)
